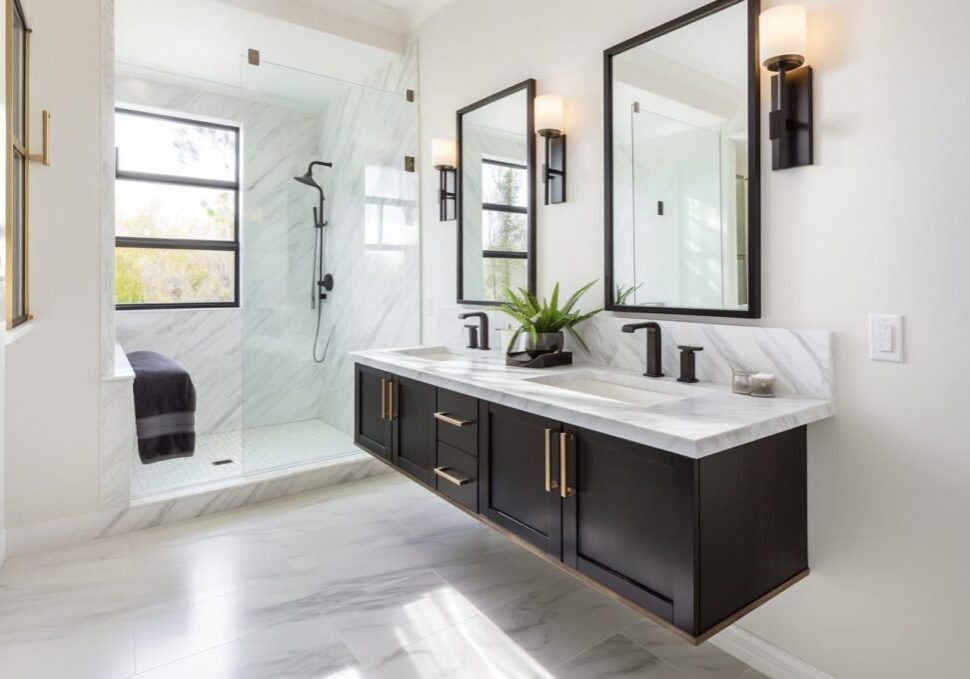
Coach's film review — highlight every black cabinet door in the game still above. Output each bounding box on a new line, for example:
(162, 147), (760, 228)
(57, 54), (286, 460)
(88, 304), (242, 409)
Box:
(354, 363), (393, 460)
(480, 402), (563, 557)
(561, 426), (696, 627)
(391, 376), (436, 485)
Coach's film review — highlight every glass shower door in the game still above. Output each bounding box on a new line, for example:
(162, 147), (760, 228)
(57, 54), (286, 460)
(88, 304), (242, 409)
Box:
(237, 58), (419, 475)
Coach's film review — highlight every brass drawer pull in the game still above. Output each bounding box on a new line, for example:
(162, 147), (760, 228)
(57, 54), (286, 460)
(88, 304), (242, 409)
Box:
(544, 428), (559, 492)
(387, 380), (395, 420)
(560, 432), (575, 498)
(434, 466), (472, 486)
(380, 378), (388, 420)
(434, 411), (472, 428)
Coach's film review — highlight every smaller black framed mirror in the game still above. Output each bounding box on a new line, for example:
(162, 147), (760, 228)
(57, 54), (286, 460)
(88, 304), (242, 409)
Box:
(604, 0), (761, 318)
(457, 79), (537, 305)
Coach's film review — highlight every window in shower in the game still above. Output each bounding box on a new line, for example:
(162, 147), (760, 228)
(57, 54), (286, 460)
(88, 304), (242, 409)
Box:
(114, 108), (240, 309)
(480, 157), (528, 299)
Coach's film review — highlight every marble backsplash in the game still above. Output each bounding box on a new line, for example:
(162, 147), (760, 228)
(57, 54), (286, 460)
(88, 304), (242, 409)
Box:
(433, 306), (832, 400)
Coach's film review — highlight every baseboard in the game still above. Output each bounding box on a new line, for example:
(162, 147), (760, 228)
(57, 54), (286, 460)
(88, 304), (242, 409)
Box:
(710, 625), (833, 679)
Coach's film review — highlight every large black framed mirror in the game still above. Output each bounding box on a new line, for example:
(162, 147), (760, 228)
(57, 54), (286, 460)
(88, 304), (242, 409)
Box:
(457, 79), (536, 305)
(604, 0), (761, 318)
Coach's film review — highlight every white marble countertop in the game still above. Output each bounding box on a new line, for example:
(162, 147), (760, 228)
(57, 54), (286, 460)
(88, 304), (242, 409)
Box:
(350, 346), (835, 459)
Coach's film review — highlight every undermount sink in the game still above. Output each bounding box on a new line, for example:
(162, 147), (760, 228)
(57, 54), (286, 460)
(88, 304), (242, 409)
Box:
(525, 369), (700, 408)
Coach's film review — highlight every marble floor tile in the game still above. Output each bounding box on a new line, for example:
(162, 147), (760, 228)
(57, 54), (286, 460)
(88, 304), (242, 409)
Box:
(0, 473), (758, 679)
(483, 575), (644, 669)
(314, 568), (481, 667)
(0, 615), (135, 679)
(133, 617), (358, 679)
(739, 669), (771, 678)
(622, 620), (751, 679)
(552, 633), (690, 679)
(367, 613), (557, 679)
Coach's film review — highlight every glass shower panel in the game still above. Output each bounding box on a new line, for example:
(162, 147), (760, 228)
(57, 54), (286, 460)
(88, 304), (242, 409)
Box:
(631, 109), (722, 309)
(238, 58), (420, 475)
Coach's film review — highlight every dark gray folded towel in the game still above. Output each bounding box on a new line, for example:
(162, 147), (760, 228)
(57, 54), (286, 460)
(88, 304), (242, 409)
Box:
(128, 351), (197, 464)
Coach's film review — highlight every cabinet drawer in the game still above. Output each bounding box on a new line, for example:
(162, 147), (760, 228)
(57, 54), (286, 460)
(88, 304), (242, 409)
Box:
(435, 389), (478, 454)
(435, 442), (478, 512)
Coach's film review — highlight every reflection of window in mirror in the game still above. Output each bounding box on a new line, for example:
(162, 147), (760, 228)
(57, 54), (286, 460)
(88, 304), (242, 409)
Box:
(364, 165), (416, 249)
(480, 157), (528, 300)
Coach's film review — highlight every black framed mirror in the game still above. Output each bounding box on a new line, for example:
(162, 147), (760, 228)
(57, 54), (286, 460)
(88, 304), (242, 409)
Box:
(604, 0), (761, 318)
(457, 79), (537, 305)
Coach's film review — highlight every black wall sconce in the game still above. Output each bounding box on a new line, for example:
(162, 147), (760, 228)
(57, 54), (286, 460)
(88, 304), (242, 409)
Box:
(535, 94), (566, 204)
(431, 138), (457, 221)
(760, 4), (813, 170)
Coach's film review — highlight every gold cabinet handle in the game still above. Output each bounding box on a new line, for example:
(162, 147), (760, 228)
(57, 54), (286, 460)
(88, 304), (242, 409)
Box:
(380, 378), (388, 420)
(387, 379), (395, 420)
(434, 466), (472, 486)
(434, 411), (471, 427)
(560, 432), (575, 498)
(544, 428), (559, 492)
(29, 110), (51, 166)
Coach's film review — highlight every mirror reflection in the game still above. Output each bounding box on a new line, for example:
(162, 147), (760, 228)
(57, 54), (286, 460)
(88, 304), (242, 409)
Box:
(609, 1), (755, 313)
(459, 80), (535, 304)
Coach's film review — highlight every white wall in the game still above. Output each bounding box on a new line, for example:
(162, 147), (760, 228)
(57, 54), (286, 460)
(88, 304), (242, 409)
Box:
(416, 0), (970, 677)
(4, 0), (105, 532)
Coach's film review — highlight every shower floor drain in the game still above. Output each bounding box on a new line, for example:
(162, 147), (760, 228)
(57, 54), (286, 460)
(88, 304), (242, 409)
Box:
(212, 459), (234, 466)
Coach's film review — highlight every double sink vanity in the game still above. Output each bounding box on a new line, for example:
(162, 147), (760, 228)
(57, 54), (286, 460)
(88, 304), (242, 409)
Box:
(356, 0), (832, 646)
(352, 341), (833, 644)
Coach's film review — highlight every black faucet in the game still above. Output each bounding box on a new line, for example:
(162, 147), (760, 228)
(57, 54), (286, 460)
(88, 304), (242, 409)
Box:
(621, 322), (663, 377)
(459, 312), (490, 350)
(677, 345), (703, 383)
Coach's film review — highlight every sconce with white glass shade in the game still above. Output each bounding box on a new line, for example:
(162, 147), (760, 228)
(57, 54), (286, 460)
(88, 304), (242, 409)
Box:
(534, 94), (566, 204)
(430, 137), (457, 221)
(759, 4), (813, 169)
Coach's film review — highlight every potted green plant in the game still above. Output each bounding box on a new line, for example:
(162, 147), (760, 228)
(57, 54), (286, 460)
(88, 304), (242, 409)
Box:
(496, 281), (602, 357)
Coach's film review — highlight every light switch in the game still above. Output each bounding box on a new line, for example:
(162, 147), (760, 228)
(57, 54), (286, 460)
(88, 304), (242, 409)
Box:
(869, 314), (903, 362)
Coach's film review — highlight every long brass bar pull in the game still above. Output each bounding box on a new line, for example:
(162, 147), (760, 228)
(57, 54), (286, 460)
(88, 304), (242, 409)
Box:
(434, 467), (471, 486)
(380, 379), (388, 420)
(434, 412), (471, 427)
(560, 432), (575, 498)
(29, 111), (51, 166)
(544, 428), (559, 492)
(387, 379), (395, 420)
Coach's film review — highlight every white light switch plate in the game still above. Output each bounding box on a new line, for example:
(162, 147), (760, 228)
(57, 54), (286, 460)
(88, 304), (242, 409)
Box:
(869, 314), (903, 362)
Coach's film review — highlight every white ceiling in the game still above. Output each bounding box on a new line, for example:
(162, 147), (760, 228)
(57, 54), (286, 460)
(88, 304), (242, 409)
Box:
(293, 0), (455, 32)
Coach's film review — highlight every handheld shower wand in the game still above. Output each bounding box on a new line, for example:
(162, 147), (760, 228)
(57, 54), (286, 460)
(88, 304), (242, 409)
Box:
(293, 161), (335, 363)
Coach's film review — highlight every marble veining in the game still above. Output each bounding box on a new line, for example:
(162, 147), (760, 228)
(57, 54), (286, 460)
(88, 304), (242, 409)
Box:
(352, 345), (834, 458)
(0, 474), (760, 678)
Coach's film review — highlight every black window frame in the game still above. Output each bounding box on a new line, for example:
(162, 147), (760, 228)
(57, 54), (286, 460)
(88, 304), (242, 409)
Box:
(480, 157), (528, 265)
(114, 107), (241, 310)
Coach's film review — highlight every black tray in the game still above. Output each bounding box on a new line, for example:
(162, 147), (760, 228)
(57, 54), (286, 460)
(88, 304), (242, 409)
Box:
(506, 351), (573, 369)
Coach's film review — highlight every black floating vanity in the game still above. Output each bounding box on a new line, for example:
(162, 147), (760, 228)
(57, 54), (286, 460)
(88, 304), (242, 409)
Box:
(354, 360), (815, 644)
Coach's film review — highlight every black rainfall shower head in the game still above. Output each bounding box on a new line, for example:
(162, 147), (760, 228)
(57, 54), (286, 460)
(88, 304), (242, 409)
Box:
(293, 160), (333, 189)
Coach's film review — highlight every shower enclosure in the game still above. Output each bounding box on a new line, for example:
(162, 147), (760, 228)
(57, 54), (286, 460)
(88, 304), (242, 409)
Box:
(118, 49), (419, 497)
(237, 56), (420, 476)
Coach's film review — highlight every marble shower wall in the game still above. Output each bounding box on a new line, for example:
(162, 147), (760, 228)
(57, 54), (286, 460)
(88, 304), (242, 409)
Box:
(313, 44), (421, 435)
(115, 47), (420, 439)
(435, 306), (832, 400)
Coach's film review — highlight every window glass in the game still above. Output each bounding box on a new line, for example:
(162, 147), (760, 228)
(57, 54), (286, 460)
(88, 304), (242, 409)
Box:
(482, 162), (527, 207)
(482, 257), (528, 302)
(482, 210), (527, 252)
(116, 112), (237, 182)
(115, 248), (235, 305)
(116, 180), (235, 241)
